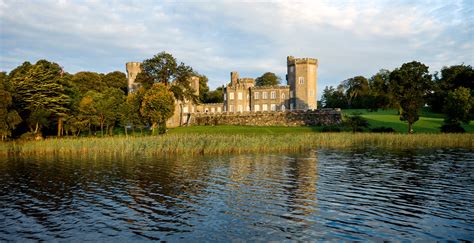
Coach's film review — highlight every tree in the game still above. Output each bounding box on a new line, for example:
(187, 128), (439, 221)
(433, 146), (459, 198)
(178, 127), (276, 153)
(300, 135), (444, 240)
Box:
(429, 64), (474, 112)
(10, 60), (69, 137)
(255, 72), (281, 86)
(343, 76), (369, 108)
(0, 72), (22, 140)
(321, 85), (348, 108)
(141, 52), (198, 126)
(197, 74), (210, 103)
(367, 69), (393, 110)
(140, 83), (175, 135)
(389, 61), (432, 133)
(441, 87), (473, 132)
(206, 87), (224, 103)
(103, 71), (128, 94)
(71, 71), (106, 94)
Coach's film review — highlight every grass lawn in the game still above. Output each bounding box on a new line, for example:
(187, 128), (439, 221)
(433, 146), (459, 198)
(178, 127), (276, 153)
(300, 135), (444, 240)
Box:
(343, 108), (474, 133)
(167, 108), (473, 134)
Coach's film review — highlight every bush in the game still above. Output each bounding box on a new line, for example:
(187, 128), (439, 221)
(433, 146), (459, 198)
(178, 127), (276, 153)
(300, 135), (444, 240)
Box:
(371, 126), (396, 133)
(320, 125), (341, 132)
(440, 124), (465, 133)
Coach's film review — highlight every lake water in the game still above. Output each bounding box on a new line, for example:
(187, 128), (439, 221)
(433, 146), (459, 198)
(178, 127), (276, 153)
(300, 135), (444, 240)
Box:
(0, 148), (473, 241)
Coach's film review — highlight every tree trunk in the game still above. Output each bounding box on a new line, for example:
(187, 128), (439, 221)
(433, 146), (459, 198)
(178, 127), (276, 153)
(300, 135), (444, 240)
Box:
(179, 103), (183, 127)
(151, 122), (157, 136)
(408, 122), (414, 134)
(124, 125), (128, 137)
(57, 116), (63, 137)
(100, 122), (104, 137)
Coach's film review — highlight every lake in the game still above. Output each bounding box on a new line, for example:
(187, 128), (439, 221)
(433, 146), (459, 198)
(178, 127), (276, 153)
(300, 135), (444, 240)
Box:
(0, 148), (473, 241)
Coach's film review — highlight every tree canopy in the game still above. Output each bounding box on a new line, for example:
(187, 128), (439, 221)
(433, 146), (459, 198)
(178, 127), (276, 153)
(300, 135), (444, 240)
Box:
(255, 72), (281, 86)
(389, 61), (432, 133)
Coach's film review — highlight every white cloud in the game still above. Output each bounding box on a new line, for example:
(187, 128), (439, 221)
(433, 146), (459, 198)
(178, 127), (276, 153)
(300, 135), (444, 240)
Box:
(0, 0), (472, 97)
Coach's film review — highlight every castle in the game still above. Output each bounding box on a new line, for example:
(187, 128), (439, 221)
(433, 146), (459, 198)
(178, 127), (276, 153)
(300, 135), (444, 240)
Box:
(126, 56), (321, 127)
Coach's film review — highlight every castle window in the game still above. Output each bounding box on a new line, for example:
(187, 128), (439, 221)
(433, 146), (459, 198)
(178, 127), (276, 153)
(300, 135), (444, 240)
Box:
(223, 93), (226, 100)
(217, 107), (221, 112)
(271, 104), (276, 111)
(254, 104), (260, 111)
(290, 66), (294, 72)
(229, 92), (234, 100)
(262, 92), (268, 99)
(238, 105), (243, 112)
(299, 77), (304, 84)
(290, 91), (294, 98)
(281, 92), (286, 99)
(229, 105), (234, 112)
(262, 104), (268, 111)
(247, 105), (250, 111)
(183, 106), (189, 113)
(238, 92), (243, 100)
(211, 107), (215, 113)
(281, 105), (286, 111)
(271, 91), (276, 99)
(254, 92), (259, 99)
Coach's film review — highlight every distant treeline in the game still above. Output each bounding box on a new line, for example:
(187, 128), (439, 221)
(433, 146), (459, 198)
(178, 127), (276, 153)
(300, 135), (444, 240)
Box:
(0, 52), (225, 140)
(321, 62), (473, 132)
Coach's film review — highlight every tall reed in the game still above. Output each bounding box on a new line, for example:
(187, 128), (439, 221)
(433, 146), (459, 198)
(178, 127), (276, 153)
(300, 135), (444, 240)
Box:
(0, 133), (472, 157)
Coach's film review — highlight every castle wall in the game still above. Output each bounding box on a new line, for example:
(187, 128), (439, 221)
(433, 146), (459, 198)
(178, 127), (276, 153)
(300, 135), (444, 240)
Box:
(126, 62), (141, 93)
(190, 109), (341, 126)
(250, 85), (290, 112)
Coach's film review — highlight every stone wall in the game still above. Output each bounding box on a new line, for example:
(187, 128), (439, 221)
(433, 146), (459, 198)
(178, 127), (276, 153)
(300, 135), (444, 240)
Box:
(190, 109), (342, 126)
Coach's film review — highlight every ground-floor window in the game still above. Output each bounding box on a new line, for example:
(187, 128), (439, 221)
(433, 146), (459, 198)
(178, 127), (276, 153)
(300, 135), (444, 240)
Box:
(262, 104), (268, 111)
(270, 104), (276, 111)
(254, 104), (260, 111)
(238, 105), (243, 112)
(281, 105), (285, 111)
(229, 105), (234, 112)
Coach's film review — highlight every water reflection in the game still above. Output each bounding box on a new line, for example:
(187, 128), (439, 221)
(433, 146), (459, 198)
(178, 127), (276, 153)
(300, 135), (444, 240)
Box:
(0, 149), (473, 241)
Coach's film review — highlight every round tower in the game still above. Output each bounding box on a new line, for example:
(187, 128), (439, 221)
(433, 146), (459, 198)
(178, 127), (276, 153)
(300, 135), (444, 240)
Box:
(126, 62), (142, 93)
(287, 56), (318, 110)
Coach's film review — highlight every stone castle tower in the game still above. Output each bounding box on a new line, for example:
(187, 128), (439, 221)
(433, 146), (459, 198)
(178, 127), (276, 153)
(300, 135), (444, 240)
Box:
(126, 62), (141, 93)
(286, 56), (318, 110)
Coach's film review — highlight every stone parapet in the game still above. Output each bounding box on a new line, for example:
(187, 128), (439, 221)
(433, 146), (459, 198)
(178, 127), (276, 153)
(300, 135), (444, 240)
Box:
(190, 109), (341, 126)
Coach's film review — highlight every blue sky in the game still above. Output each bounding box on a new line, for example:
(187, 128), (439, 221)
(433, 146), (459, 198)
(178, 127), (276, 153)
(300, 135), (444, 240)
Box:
(0, 0), (473, 98)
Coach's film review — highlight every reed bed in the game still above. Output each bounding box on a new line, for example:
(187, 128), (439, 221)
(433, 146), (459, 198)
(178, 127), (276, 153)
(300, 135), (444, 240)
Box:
(0, 133), (472, 157)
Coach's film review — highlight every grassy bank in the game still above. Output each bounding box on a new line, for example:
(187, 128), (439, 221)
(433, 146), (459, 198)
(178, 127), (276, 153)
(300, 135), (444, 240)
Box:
(1, 133), (472, 157)
(342, 108), (474, 133)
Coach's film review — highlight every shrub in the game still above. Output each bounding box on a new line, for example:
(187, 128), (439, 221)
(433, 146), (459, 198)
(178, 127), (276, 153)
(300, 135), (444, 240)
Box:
(371, 126), (396, 133)
(440, 124), (465, 133)
(321, 125), (341, 132)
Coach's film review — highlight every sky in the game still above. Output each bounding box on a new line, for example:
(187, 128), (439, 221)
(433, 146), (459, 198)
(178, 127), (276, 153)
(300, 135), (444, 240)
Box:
(0, 0), (473, 98)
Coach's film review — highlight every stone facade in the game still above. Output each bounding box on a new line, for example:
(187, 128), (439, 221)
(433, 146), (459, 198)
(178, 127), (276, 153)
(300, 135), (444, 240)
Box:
(191, 109), (342, 126)
(126, 56), (327, 128)
(125, 62), (141, 93)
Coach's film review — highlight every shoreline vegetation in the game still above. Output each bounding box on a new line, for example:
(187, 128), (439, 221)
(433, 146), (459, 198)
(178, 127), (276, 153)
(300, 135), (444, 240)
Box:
(1, 132), (472, 157)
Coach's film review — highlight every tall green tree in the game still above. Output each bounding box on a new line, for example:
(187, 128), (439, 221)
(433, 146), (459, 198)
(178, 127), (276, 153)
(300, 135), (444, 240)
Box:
(0, 72), (22, 140)
(197, 74), (210, 102)
(443, 87), (473, 126)
(255, 72), (281, 86)
(103, 71), (128, 94)
(389, 61), (433, 133)
(71, 71), (106, 94)
(343, 76), (369, 108)
(141, 51), (198, 126)
(367, 69), (394, 110)
(140, 83), (175, 135)
(429, 64), (474, 112)
(321, 85), (348, 108)
(10, 60), (69, 137)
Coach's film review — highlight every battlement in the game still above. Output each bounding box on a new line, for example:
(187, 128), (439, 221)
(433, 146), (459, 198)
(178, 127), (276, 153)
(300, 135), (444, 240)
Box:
(252, 85), (290, 90)
(287, 56), (318, 66)
(126, 62), (141, 68)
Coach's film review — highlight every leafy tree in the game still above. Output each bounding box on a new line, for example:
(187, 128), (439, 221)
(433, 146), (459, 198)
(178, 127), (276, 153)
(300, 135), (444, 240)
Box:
(429, 64), (474, 112)
(78, 93), (99, 135)
(344, 112), (369, 133)
(197, 74), (210, 102)
(103, 71), (128, 94)
(71, 71), (106, 94)
(0, 72), (22, 140)
(389, 61), (432, 134)
(140, 83), (175, 135)
(343, 76), (369, 108)
(367, 69), (393, 110)
(442, 87), (473, 129)
(321, 85), (348, 108)
(10, 60), (69, 137)
(255, 72), (281, 86)
(206, 87), (224, 103)
(141, 52), (198, 126)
